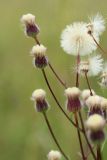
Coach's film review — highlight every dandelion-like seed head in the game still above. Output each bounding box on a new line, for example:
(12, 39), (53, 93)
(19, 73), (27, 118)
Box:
(99, 63), (107, 87)
(88, 54), (103, 76)
(78, 55), (103, 76)
(87, 13), (105, 36)
(61, 22), (97, 56)
(78, 60), (89, 74)
(21, 13), (40, 37)
(47, 150), (62, 160)
(86, 114), (105, 131)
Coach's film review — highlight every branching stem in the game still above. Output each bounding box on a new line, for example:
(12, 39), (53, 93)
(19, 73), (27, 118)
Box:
(43, 112), (70, 160)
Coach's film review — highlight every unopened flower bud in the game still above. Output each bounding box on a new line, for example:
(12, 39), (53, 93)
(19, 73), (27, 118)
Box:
(86, 114), (105, 132)
(81, 89), (95, 101)
(65, 87), (81, 112)
(47, 150), (62, 160)
(86, 113), (106, 145)
(89, 130), (105, 145)
(31, 44), (48, 68)
(101, 98), (107, 119)
(31, 89), (49, 112)
(86, 95), (102, 116)
(21, 13), (40, 37)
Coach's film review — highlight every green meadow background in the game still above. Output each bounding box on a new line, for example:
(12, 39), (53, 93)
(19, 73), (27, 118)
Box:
(0, 0), (107, 159)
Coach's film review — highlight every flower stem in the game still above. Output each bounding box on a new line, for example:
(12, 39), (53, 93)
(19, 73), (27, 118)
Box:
(48, 62), (67, 89)
(76, 54), (80, 87)
(91, 34), (106, 55)
(74, 112), (86, 160)
(41, 69), (83, 132)
(34, 36), (41, 45)
(97, 145), (102, 160)
(43, 111), (70, 160)
(34, 36), (67, 89)
(79, 111), (97, 160)
(84, 72), (93, 96)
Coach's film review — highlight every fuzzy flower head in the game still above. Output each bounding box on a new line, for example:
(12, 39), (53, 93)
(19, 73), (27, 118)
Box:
(78, 55), (103, 76)
(61, 22), (97, 56)
(47, 150), (62, 160)
(86, 114), (106, 131)
(86, 95), (103, 116)
(65, 87), (81, 112)
(87, 13), (105, 36)
(31, 44), (48, 68)
(21, 13), (40, 37)
(86, 95), (101, 109)
(81, 89), (96, 101)
(101, 98), (107, 110)
(31, 89), (49, 112)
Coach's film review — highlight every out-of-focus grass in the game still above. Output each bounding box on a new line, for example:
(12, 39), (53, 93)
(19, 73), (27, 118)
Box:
(0, 0), (107, 159)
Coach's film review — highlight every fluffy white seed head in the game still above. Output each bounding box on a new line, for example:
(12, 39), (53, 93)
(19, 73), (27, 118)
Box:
(81, 89), (96, 101)
(78, 55), (103, 76)
(88, 55), (103, 76)
(31, 89), (46, 101)
(86, 114), (106, 131)
(86, 95), (102, 109)
(101, 98), (107, 110)
(87, 13), (105, 36)
(78, 61), (89, 74)
(21, 13), (36, 26)
(65, 87), (81, 99)
(47, 150), (62, 160)
(31, 44), (47, 57)
(99, 63), (107, 87)
(61, 22), (97, 56)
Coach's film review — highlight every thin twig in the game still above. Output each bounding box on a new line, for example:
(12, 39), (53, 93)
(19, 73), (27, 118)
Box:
(48, 62), (67, 89)
(84, 72), (93, 96)
(41, 69), (83, 132)
(97, 145), (102, 160)
(43, 112), (70, 160)
(34, 36), (41, 45)
(91, 34), (106, 55)
(79, 111), (97, 160)
(74, 112), (86, 160)
(76, 54), (80, 87)
(34, 36), (67, 89)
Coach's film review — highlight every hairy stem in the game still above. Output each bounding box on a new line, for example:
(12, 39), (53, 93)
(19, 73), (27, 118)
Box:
(48, 62), (67, 89)
(43, 112), (70, 160)
(41, 69), (83, 132)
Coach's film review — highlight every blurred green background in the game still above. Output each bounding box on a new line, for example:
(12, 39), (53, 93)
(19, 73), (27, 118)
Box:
(0, 0), (107, 159)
